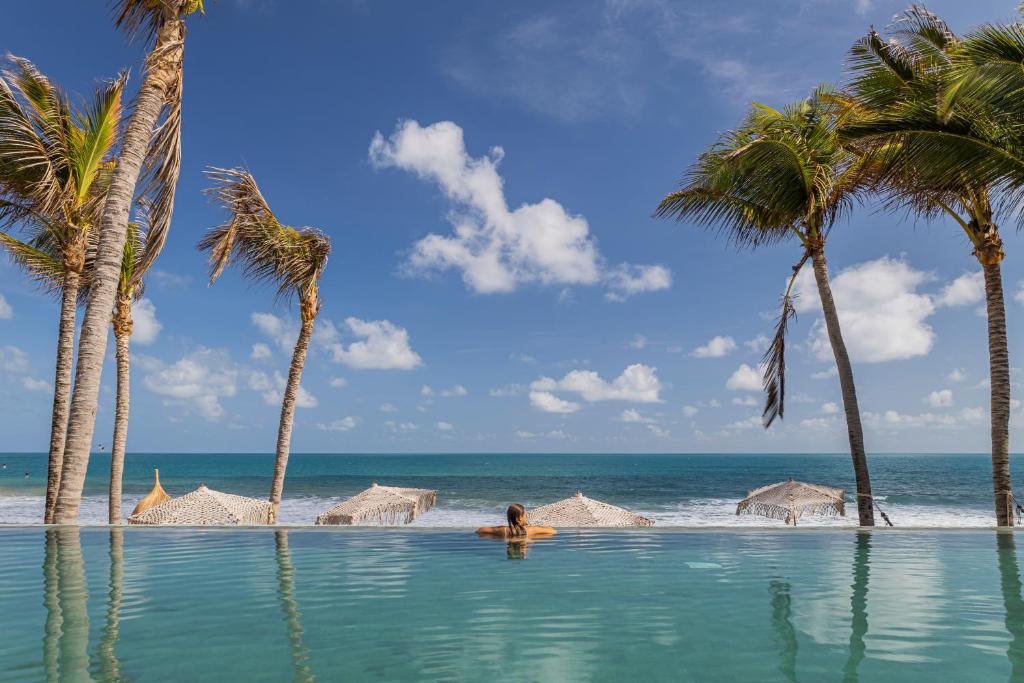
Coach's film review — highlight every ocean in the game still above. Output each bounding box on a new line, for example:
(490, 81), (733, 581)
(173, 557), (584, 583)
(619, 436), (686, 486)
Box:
(0, 452), (1015, 526)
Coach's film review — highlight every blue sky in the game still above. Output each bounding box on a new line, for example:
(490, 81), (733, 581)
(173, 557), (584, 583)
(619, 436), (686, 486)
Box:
(1, 0), (1021, 453)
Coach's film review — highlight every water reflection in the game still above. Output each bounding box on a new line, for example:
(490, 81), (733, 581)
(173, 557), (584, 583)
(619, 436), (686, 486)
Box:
(769, 581), (798, 682)
(843, 531), (870, 683)
(41, 528), (94, 683)
(997, 532), (1024, 682)
(275, 531), (315, 683)
(96, 529), (124, 682)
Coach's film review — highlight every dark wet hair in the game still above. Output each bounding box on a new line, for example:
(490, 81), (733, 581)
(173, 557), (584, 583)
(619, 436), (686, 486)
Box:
(506, 503), (527, 536)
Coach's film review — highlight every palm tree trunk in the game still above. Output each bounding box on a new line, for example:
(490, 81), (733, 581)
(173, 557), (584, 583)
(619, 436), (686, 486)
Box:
(53, 17), (185, 523)
(108, 329), (131, 524)
(44, 270), (79, 524)
(982, 260), (1013, 526)
(269, 319), (314, 518)
(810, 247), (875, 526)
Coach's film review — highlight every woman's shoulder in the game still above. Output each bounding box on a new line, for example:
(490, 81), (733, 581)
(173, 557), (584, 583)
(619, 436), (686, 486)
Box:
(476, 526), (508, 536)
(527, 526), (557, 536)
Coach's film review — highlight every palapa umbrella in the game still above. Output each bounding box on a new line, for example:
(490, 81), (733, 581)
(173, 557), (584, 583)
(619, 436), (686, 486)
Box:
(528, 491), (654, 527)
(127, 485), (275, 525)
(130, 469), (172, 516)
(736, 478), (845, 526)
(315, 482), (436, 526)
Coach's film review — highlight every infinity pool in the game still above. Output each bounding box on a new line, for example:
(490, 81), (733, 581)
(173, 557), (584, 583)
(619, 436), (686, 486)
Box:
(2, 528), (1023, 682)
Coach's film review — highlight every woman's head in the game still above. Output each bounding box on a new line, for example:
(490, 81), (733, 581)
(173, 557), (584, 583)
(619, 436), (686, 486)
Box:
(506, 503), (527, 536)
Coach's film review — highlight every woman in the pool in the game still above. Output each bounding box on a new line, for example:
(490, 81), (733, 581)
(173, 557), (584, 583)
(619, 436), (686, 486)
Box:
(476, 503), (557, 538)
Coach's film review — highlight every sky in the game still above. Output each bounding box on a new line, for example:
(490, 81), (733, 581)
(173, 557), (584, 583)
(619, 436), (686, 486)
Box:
(1, 0), (1022, 454)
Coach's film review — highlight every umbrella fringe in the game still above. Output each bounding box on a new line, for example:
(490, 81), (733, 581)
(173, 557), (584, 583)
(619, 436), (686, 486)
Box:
(737, 501), (844, 522)
(316, 488), (437, 526)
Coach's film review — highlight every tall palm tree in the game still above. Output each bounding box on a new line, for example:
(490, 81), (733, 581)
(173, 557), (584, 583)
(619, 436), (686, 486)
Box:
(200, 168), (331, 519)
(108, 216), (168, 523)
(839, 7), (1024, 525)
(656, 87), (876, 526)
(54, 0), (203, 523)
(0, 57), (124, 523)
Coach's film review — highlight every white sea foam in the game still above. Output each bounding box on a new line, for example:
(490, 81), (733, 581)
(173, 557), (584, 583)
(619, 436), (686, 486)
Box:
(0, 493), (999, 527)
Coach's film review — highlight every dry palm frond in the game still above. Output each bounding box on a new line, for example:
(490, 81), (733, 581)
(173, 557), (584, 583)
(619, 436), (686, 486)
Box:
(128, 485), (273, 525)
(130, 468), (171, 516)
(761, 253), (809, 428)
(113, 0), (205, 44)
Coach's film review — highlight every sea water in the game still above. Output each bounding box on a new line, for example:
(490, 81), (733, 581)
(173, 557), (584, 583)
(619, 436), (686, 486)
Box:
(1, 527), (1023, 681)
(0, 452), (1015, 526)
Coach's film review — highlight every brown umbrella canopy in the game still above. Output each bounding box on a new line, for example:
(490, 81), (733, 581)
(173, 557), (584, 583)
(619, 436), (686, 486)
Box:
(130, 469), (172, 516)
(737, 479), (845, 525)
(529, 491), (654, 527)
(127, 485), (275, 525)
(315, 483), (437, 526)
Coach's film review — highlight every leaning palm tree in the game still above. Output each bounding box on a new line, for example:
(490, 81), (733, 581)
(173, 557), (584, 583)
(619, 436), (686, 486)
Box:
(0, 57), (124, 523)
(656, 87), (876, 526)
(54, 0), (203, 523)
(108, 215), (168, 523)
(200, 168), (331, 519)
(839, 7), (1024, 525)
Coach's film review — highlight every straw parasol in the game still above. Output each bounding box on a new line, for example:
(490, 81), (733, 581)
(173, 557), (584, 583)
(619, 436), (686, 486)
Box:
(130, 469), (172, 517)
(736, 478), (845, 525)
(528, 491), (654, 527)
(315, 482), (437, 526)
(127, 485), (275, 525)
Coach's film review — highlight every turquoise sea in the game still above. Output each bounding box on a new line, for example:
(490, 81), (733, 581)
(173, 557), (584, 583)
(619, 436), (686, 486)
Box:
(0, 452), (1018, 526)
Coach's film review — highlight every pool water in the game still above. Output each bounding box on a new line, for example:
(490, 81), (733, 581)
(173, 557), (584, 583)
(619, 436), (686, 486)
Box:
(2, 528), (1023, 682)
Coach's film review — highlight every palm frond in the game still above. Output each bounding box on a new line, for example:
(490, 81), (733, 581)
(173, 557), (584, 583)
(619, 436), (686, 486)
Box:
(762, 254), (809, 428)
(0, 229), (64, 296)
(113, 0), (205, 43)
(69, 72), (125, 205)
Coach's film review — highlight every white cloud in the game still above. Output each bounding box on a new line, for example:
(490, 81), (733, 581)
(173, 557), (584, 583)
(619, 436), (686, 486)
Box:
(822, 402), (839, 415)
(529, 390), (581, 413)
(250, 343), (272, 361)
(692, 335), (737, 359)
(647, 424), (670, 438)
(732, 395), (757, 407)
(436, 421), (454, 431)
(326, 317), (422, 370)
(628, 334), (648, 349)
(138, 348), (237, 421)
(247, 371), (318, 409)
(1015, 282), (1024, 305)
(0, 345), (29, 374)
(150, 270), (191, 289)
(317, 416), (358, 432)
(440, 384), (468, 397)
(795, 257), (935, 363)
(509, 352), (537, 364)
(682, 405), (698, 418)
(386, 420), (419, 432)
(370, 120), (669, 299)
(489, 383), (524, 397)
(726, 364), (762, 392)
(961, 406), (986, 423)
(252, 312), (295, 351)
(420, 385), (435, 397)
(937, 271), (983, 307)
(619, 408), (655, 423)
(379, 402), (397, 412)
(0, 294), (12, 320)
(925, 389), (953, 408)
(21, 376), (51, 393)
(811, 366), (838, 380)
(531, 364), (662, 403)
(947, 368), (965, 383)
(744, 335), (769, 354)
(329, 376), (348, 388)
(131, 298), (161, 345)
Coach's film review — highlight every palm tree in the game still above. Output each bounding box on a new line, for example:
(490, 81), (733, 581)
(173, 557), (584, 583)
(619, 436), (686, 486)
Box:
(0, 58), (124, 523)
(108, 216), (168, 523)
(839, 7), (1024, 525)
(200, 168), (331, 519)
(54, 0), (203, 523)
(656, 87), (876, 526)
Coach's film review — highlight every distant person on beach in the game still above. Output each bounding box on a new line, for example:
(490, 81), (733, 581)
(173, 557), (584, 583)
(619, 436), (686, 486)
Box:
(476, 503), (556, 539)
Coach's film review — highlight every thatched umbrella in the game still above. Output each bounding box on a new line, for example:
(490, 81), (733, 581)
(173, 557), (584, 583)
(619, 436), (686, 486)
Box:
(127, 485), (275, 525)
(736, 479), (845, 526)
(528, 491), (654, 527)
(130, 469), (172, 517)
(315, 482), (436, 526)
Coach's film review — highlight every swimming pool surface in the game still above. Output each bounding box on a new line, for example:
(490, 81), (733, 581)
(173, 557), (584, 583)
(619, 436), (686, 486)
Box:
(2, 528), (1023, 681)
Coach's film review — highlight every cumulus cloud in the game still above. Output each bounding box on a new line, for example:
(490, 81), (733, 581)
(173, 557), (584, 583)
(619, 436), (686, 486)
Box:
(682, 405), (698, 418)
(131, 298), (162, 345)
(822, 402), (839, 414)
(326, 317), (422, 370)
(925, 389), (953, 408)
(251, 343), (272, 361)
(744, 335), (769, 354)
(530, 390), (581, 413)
(947, 368), (965, 383)
(732, 395), (757, 407)
(531, 364), (662, 404)
(386, 420), (419, 432)
(252, 312), (295, 351)
(369, 120), (669, 299)
(937, 271), (983, 307)
(0, 345), (29, 374)
(628, 334), (648, 349)
(692, 335), (737, 358)
(0, 294), (12, 320)
(436, 421), (455, 431)
(248, 371), (318, 409)
(317, 416), (358, 432)
(329, 376), (348, 388)
(795, 257), (935, 363)
(138, 348), (238, 421)
(440, 384), (468, 397)
(489, 383), (524, 397)
(726, 364), (762, 392)
(619, 408), (655, 423)
(811, 366), (838, 380)
(647, 424), (670, 438)
(21, 376), (51, 393)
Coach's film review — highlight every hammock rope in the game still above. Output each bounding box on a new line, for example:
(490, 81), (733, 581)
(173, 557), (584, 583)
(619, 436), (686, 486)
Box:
(855, 493), (893, 527)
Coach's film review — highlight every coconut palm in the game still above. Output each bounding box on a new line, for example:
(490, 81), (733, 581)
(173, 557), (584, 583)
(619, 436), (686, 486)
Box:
(200, 168), (331, 519)
(839, 7), (1024, 525)
(107, 216), (168, 523)
(0, 58), (124, 523)
(54, 0), (203, 523)
(656, 87), (876, 526)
